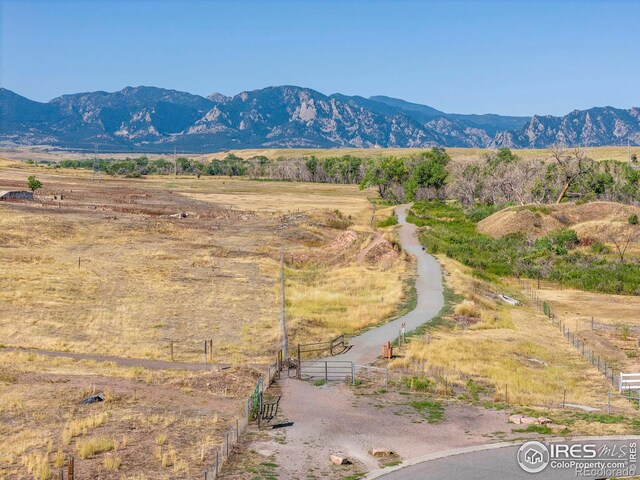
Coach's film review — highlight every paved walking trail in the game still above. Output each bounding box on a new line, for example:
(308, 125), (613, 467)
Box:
(330, 203), (444, 365)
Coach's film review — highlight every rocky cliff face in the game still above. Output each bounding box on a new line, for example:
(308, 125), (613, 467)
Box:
(1, 86), (638, 152)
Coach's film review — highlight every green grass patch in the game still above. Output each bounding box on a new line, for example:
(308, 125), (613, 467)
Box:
(342, 473), (366, 480)
(513, 424), (554, 434)
(313, 379), (327, 387)
(573, 413), (626, 424)
(377, 215), (398, 228)
(410, 399), (444, 423)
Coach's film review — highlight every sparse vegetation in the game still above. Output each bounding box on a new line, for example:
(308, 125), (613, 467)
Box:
(76, 436), (118, 459)
(410, 399), (444, 423)
(103, 453), (122, 470)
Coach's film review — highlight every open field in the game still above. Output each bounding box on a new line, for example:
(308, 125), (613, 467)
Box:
(2, 145), (639, 164)
(0, 158), (411, 479)
(199, 146), (640, 162)
(0, 160), (409, 361)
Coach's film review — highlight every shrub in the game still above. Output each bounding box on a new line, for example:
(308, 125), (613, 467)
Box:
(377, 215), (398, 228)
(629, 214), (639, 225)
(77, 437), (117, 459)
(103, 454), (121, 470)
(402, 376), (431, 391)
(454, 300), (480, 318)
(408, 201), (640, 295)
(591, 242), (610, 254)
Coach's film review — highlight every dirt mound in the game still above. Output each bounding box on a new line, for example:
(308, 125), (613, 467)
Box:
(478, 202), (640, 240)
(360, 237), (401, 267)
(572, 220), (640, 244)
(291, 230), (399, 267)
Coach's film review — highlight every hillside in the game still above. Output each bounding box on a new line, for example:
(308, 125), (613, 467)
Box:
(1, 85), (640, 152)
(477, 202), (640, 242)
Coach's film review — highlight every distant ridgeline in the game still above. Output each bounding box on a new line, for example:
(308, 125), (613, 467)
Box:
(44, 146), (640, 206)
(1, 85), (639, 151)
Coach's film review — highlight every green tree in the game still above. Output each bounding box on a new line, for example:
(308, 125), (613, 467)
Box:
(359, 157), (408, 200)
(405, 148), (451, 200)
(27, 176), (42, 193)
(305, 156), (318, 181)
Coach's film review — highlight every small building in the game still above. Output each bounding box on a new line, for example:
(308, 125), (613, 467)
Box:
(0, 191), (34, 201)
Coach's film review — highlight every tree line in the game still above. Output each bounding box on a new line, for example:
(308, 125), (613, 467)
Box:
(53, 147), (640, 206)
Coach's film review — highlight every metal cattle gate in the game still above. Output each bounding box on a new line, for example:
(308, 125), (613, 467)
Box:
(298, 360), (354, 383)
(619, 372), (640, 393)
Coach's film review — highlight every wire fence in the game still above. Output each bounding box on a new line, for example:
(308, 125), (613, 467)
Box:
(202, 351), (283, 480)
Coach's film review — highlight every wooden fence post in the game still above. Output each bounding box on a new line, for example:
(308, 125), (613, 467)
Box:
(170, 339), (174, 362)
(297, 344), (301, 379)
(67, 456), (74, 480)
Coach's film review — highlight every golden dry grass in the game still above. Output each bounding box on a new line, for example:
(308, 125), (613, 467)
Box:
(198, 146), (640, 162)
(478, 201), (640, 241)
(391, 257), (633, 412)
(0, 159), (412, 478)
(286, 257), (410, 343)
(518, 280), (640, 374)
(0, 159), (407, 362)
(3, 145), (639, 164)
(0, 351), (257, 479)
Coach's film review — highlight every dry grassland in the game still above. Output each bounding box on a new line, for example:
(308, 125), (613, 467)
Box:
(0, 159), (411, 478)
(522, 283), (640, 375)
(0, 162), (409, 360)
(0, 351), (257, 480)
(391, 257), (634, 415)
(199, 146), (639, 162)
(3, 145), (638, 165)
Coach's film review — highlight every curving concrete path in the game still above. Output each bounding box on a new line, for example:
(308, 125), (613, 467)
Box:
(330, 203), (444, 365)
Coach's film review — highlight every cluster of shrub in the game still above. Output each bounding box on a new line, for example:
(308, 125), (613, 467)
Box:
(408, 201), (640, 295)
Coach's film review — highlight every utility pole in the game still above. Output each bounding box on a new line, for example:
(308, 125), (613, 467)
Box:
(174, 146), (177, 177)
(280, 244), (287, 358)
(91, 144), (101, 182)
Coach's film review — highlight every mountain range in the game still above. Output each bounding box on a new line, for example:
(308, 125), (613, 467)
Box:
(1, 85), (639, 153)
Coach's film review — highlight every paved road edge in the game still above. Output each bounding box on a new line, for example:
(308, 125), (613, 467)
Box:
(365, 435), (640, 479)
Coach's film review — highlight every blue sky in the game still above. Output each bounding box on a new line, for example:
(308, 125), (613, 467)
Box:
(1, 0), (638, 116)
